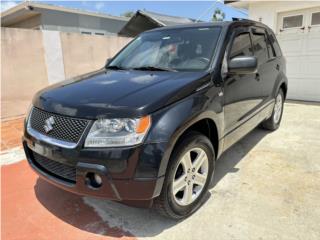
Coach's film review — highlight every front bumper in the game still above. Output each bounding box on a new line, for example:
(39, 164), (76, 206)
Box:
(23, 131), (166, 201)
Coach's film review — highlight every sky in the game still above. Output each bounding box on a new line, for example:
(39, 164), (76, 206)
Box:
(0, 0), (247, 22)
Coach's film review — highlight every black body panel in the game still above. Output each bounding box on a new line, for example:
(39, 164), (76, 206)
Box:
(33, 69), (210, 119)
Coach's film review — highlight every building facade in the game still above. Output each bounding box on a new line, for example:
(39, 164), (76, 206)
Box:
(1, 2), (128, 36)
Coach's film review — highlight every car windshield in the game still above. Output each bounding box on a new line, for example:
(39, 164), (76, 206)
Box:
(108, 27), (221, 72)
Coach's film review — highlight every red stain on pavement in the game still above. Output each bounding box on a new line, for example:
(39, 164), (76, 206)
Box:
(1, 160), (136, 240)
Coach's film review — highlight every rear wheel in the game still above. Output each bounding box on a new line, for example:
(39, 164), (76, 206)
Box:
(154, 131), (215, 219)
(261, 89), (284, 131)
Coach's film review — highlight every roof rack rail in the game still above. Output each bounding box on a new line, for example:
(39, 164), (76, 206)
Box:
(232, 17), (255, 22)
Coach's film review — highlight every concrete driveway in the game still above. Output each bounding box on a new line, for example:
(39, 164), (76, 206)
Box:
(2, 102), (320, 240)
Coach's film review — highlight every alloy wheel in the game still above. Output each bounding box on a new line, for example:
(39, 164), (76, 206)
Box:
(172, 147), (209, 206)
(273, 93), (283, 124)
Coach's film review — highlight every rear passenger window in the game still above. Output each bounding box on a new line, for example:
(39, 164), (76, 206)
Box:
(229, 33), (253, 59)
(252, 32), (268, 64)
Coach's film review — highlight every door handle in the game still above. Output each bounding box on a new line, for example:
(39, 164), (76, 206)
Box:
(276, 64), (280, 71)
(255, 73), (260, 81)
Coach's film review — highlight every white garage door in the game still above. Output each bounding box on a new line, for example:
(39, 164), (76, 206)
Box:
(277, 8), (320, 101)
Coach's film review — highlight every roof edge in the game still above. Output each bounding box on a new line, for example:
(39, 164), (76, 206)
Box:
(224, 0), (249, 9)
(1, 2), (129, 21)
(137, 10), (166, 26)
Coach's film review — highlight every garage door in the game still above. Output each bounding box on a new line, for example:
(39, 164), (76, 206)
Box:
(277, 8), (320, 101)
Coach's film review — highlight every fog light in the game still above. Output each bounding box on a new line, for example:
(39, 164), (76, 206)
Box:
(94, 173), (102, 185)
(85, 172), (103, 188)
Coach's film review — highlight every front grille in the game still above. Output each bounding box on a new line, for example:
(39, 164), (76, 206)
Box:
(29, 107), (89, 143)
(32, 151), (76, 183)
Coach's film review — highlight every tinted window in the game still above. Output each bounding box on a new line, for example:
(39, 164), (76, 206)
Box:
(252, 32), (268, 64)
(267, 40), (276, 58)
(109, 27), (221, 71)
(265, 32), (276, 58)
(268, 32), (282, 56)
(229, 33), (253, 59)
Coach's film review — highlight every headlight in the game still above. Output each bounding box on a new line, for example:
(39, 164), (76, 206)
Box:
(84, 116), (151, 147)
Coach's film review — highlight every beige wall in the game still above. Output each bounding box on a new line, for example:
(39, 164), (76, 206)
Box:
(1, 27), (131, 119)
(1, 28), (48, 120)
(61, 32), (131, 78)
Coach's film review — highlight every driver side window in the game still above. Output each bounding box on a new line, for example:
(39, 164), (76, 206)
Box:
(229, 33), (253, 59)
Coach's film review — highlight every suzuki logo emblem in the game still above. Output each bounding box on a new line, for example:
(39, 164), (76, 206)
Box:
(44, 116), (55, 133)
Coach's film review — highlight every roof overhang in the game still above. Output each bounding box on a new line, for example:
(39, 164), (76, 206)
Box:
(1, 4), (40, 26)
(224, 0), (249, 9)
(118, 10), (196, 37)
(118, 10), (165, 37)
(1, 2), (128, 27)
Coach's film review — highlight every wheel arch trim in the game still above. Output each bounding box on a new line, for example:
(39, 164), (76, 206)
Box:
(156, 111), (222, 178)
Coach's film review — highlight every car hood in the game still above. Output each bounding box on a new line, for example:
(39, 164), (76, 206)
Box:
(33, 69), (210, 119)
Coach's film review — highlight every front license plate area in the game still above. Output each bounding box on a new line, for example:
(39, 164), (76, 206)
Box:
(27, 141), (53, 158)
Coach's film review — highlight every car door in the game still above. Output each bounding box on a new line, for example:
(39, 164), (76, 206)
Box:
(251, 27), (278, 105)
(223, 28), (263, 135)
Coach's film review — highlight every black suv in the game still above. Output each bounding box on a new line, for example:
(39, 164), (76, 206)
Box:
(23, 20), (287, 219)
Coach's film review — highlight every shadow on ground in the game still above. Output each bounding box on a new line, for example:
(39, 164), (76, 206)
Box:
(35, 127), (269, 238)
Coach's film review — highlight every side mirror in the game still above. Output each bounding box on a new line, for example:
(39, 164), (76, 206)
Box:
(228, 56), (258, 74)
(105, 58), (112, 67)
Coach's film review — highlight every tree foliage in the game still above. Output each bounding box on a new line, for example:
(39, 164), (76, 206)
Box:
(212, 8), (225, 21)
(121, 11), (135, 18)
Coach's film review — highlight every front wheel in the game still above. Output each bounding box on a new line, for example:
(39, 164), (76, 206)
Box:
(261, 89), (284, 131)
(154, 131), (215, 219)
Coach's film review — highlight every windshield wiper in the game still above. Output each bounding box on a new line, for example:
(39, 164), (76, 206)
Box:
(132, 66), (177, 72)
(105, 65), (125, 70)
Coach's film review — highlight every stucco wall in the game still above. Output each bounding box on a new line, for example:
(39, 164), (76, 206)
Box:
(60, 32), (131, 78)
(1, 28), (131, 119)
(1, 28), (48, 120)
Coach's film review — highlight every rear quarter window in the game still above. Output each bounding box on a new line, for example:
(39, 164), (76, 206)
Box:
(268, 32), (282, 57)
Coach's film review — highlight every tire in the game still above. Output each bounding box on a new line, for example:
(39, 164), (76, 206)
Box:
(261, 89), (284, 131)
(154, 131), (215, 219)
